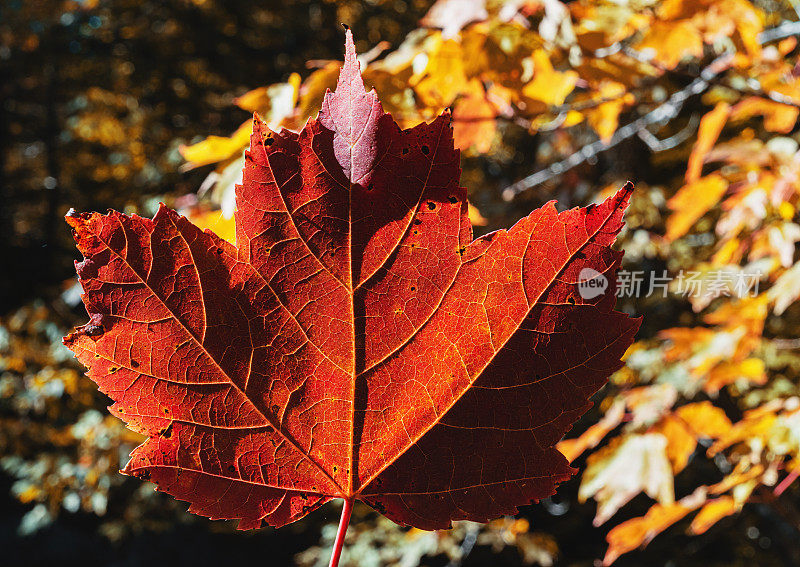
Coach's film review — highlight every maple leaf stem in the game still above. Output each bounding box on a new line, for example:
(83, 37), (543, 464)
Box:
(329, 498), (354, 567)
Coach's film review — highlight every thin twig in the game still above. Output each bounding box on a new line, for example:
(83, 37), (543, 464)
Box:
(501, 52), (734, 200)
(501, 21), (800, 201)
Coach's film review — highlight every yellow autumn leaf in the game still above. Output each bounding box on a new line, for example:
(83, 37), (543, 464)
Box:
(521, 50), (579, 107)
(652, 416), (697, 474)
(180, 120), (252, 169)
(185, 209), (236, 245)
(635, 20), (703, 70)
(413, 35), (469, 108)
(467, 202), (488, 226)
(665, 174), (728, 241)
(675, 401), (732, 439)
(704, 358), (766, 394)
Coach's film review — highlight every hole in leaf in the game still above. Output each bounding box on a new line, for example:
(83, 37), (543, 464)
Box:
(427, 202), (436, 210)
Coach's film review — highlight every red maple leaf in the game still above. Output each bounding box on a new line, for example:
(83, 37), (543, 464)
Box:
(64, 30), (639, 562)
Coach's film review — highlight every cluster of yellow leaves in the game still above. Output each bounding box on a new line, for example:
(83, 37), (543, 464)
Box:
(562, 10), (800, 556)
(181, 0), (763, 230)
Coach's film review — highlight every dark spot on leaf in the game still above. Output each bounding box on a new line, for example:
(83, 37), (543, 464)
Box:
(458, 246), (466, 256)
(131, 360), (140, 368)
(567, 296), (576, 305)
(402, 147), (409, 155)
(162, 422), (174, 438)
(421, 145), (430, 155)
(367, 182), (374, 191)
(265, 137), (274, 146)
(216, 248), (223, 255)
(413, 218), (422, 225)
(109, 367), (117, 374)
(139, 470), (151, 481)
(228, 465), (236, 473)
(448, 196), (458, 204)
(427, 202), (436, 210)
(271, 404), (280, 414)
(410, 286), (416, 292)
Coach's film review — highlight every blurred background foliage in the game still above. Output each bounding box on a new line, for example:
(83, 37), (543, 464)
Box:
(5, 0), (800, 566)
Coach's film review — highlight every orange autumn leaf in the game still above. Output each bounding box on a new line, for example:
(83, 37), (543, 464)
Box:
(603, 497), (702, 565)
(686, 102), (730, 183)
(709, 407), (777, 456)
(690, 496), (738, 535)
(665, 174), (729, 241)
(453, 80), (497, 153)
(659, 327), (715, 360)
(635, 20), (703, 70)
(704, 358), (767, 394)
(559, 400), (625, 463)
(730, 97), (799, 134)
